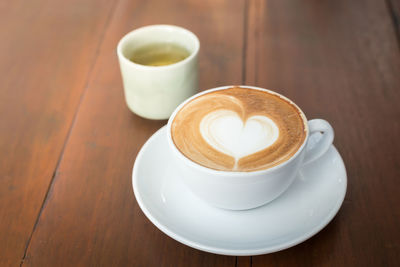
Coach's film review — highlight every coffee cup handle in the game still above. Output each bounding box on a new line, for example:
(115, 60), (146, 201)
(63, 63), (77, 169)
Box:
(303, 119), (334, 165)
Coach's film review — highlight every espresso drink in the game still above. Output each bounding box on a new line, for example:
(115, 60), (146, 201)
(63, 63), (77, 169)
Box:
(171, 87), (307, 172)
(129, 42), (190, 66)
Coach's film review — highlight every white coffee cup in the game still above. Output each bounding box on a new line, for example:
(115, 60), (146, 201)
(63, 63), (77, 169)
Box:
(117, 25), (199, 119)
(167, 85), (334, 210)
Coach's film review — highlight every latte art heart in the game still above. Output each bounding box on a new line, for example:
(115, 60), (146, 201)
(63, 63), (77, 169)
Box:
(200, 110), (279, 162)
(171, 87), (306, 171)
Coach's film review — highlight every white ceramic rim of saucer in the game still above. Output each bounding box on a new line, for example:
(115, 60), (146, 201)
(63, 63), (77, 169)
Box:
(132, 127), (347, 256)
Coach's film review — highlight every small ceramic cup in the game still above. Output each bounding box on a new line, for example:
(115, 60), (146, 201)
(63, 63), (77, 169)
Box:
(167, 85), (334, 210)
(117, 25), (199, 119)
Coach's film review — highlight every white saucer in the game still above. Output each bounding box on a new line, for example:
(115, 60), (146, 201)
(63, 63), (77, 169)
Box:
(132, 126), (347, 256)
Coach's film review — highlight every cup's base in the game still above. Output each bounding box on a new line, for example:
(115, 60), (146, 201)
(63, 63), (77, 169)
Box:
(125, 102), (171, 120)
(179, 176), (296, 211)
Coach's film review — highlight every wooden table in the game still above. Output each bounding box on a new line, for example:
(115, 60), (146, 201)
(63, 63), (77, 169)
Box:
(1, 0), (399, 266)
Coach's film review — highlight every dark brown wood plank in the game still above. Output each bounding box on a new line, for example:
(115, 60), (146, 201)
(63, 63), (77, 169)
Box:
(23, 0), (244, 266)
(246, 0), (400, 266)
(387, 0), (400, 44)
(237, 257), (252, 267)
(0, 0), (115, 265)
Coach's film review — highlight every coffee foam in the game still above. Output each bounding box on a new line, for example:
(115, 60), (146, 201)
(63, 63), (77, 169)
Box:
(171, 86), (307, 172)
(200, 110), (279, 170)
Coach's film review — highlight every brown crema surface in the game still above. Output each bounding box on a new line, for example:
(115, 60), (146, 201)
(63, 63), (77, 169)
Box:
(171, 87), (306, 171)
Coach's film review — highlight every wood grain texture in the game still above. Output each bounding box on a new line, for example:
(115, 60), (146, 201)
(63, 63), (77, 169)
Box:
(387, 0), (400, 44)
(23, 0), (244, 266)
(246, 0), (400, 266)
(0, 0), (114, 265)
(237, 257), (252, 267)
